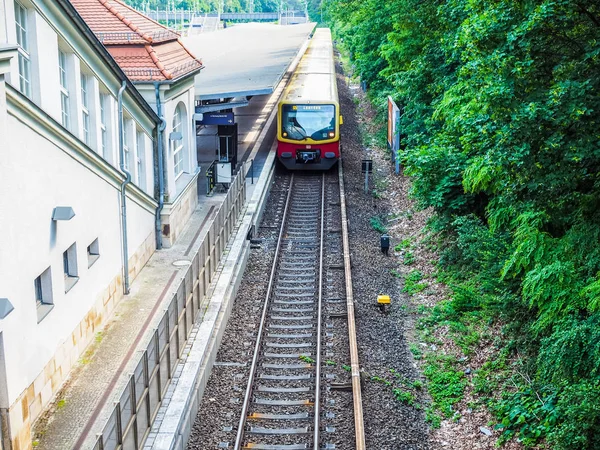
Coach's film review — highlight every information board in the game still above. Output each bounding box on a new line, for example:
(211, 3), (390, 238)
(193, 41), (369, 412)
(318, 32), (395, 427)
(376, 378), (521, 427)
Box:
(387, 96), (401, 173)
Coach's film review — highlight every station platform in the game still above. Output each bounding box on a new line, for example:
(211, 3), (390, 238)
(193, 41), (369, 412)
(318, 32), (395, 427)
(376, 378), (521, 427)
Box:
(31, 21), (314, 450)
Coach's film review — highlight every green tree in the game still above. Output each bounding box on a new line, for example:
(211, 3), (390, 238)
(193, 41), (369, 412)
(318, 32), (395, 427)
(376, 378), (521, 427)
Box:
(328, 0), (600, 447)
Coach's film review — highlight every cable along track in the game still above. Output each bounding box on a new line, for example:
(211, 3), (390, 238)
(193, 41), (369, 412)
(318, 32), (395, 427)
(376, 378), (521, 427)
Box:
(234, 173), (326, 450)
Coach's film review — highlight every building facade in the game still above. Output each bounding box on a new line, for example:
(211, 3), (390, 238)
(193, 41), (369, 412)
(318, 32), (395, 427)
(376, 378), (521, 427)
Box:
(70, 0), (204, 247)
(0, 0), (162, 448)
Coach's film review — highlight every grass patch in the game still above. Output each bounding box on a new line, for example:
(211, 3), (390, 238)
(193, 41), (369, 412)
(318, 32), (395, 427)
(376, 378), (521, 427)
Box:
(298, 355), (315, 364)
(394, 238), (413, 251)
(423, 354), (467, 417)
(403, 250), (415, 265)
(393, 388), (416, 406)
(403, 270), (428, 295)
(370, 216), (388, 234)
(409, 343), (423, 360)
(425, 406), (442, 428)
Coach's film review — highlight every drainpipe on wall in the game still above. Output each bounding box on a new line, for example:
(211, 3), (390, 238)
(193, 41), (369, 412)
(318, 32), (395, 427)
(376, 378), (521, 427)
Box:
(154, 82), (166, 250)
(118, 80), (131, 295)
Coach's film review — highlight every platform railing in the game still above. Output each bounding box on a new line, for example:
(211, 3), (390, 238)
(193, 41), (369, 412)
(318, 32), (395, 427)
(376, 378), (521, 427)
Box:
(92, 168), (246, 450)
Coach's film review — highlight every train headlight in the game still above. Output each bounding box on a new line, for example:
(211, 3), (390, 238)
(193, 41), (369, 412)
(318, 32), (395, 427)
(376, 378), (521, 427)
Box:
(329, 132), (335, 138)
(283, 132), (288, 137)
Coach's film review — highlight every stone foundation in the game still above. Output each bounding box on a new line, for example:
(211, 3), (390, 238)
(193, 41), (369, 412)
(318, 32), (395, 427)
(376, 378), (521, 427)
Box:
(161, 176), (199, 248)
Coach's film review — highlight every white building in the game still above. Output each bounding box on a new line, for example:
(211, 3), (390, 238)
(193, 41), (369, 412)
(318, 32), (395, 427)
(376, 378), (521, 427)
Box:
(70, 0), (205, 247)
(0, 0), (164, 448)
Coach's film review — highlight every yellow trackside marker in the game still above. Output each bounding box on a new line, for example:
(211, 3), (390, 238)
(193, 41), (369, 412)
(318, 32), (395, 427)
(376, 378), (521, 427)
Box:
(377, 295), (391, 305)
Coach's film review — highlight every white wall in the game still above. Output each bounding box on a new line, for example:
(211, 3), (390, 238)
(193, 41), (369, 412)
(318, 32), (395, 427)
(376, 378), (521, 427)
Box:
(0, 111), (155, 405)
(136, 80), (196, 201)
(163, 87), (196, 199)
(33, 11), (59, 118)
(0, 0), (161, 408)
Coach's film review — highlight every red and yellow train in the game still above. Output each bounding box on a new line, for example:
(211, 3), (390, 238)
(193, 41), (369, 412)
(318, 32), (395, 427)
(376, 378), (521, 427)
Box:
(276, 28), (342, 170)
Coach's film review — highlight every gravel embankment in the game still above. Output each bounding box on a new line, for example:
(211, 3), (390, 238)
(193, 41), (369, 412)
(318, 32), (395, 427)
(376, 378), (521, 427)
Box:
(335, 58), (432, 450)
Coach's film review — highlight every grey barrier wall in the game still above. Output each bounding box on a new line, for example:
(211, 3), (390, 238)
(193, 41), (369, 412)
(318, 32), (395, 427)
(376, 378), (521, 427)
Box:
(92, 169), (246, 450)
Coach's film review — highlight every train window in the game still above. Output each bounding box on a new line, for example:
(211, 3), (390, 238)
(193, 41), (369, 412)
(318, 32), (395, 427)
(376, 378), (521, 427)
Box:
(281, 104), (336, 141)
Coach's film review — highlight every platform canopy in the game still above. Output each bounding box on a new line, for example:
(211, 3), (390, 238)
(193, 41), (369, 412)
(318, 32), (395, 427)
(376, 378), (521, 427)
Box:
(182, 22), (316, 103)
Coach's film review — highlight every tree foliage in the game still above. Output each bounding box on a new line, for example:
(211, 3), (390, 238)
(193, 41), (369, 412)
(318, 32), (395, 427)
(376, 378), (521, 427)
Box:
(327, 0), (600, 447)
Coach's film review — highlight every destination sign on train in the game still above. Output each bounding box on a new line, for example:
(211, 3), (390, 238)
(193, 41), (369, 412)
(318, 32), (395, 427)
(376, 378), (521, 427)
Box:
(292, 105), (323, 111)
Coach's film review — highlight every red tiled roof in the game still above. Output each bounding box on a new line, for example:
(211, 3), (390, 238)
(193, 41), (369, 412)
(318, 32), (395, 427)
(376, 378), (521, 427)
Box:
(110, 41), (203, 81)
(70, 0), (203, 81)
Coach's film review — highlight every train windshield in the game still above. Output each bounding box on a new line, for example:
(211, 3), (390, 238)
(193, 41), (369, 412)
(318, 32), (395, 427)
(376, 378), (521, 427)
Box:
(281, 104), (336, 141)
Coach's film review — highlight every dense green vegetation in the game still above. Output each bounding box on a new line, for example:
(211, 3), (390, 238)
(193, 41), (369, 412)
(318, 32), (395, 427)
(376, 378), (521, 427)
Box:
(326, 0), (600, 448)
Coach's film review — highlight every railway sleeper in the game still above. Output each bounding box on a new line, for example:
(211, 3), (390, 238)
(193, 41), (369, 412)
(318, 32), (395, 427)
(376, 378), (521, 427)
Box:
(253, 398), (312, 406)
(248, 412), (310, 420)
(265, 342), (313, 348)
(242, 444), (308, 450)
(248, 427), (309, 435)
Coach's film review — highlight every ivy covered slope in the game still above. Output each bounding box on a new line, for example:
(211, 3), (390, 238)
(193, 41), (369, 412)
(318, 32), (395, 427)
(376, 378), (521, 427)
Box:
(327, 0), (600, 448)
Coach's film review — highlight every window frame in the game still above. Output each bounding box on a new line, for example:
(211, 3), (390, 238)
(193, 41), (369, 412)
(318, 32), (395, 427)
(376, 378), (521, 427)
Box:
(14, 1), (32, 98)
(87, 238), (100, 268)
(81, 73), (91, 145)
(100, 93), (109, 158)
(34, 267), (54, 322)
(136, 130), (145, 189)
(172, 106), (184, 178)
(63, 242), (79, 293)
(123, 119), (131, 171)
(58, 49), (70, 129)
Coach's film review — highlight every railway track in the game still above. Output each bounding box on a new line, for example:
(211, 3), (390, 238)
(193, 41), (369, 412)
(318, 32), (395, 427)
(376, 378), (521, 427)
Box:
(234, 173), (326, 450)
(188, 165), (365, 450)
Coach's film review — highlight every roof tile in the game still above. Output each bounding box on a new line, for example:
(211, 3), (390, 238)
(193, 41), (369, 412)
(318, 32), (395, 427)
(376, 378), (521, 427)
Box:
(70, 0), (203, 81)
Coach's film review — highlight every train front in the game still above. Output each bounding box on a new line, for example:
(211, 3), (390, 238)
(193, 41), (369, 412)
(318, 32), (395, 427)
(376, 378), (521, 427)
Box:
(277, 102), (340, 170)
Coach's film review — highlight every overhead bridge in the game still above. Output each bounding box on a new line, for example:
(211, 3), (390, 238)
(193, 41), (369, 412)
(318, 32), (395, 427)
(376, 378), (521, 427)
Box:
(145, 10), (307, 22)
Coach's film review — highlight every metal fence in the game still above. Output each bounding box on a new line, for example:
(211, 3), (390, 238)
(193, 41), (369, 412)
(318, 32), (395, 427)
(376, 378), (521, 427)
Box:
(92, 169), (246, 450)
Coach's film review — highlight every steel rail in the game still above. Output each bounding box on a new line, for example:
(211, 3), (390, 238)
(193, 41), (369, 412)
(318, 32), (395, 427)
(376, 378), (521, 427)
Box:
(313, 173), (326, 449)
(339, 159), (367, 449)
(233, 173), (296, 450)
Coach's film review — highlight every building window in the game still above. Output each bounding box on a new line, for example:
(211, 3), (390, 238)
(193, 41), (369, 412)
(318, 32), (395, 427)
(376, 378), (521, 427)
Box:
(100, 93), (109, 159)
(58, 50), (70, 129)
(172, 104), (185, 178)
(81, 74), (90, 145)
(34, 267), (53, 322)
(14, 1), (31, 98)
(136, 130), (145, 189)
(87, 238), (100, 268)
(63, 243), (78, 292)
(123, 120), (131, 171)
